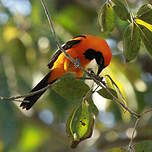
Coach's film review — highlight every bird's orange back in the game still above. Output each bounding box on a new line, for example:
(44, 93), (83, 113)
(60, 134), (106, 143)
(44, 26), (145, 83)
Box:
(68, 35), (112, 66)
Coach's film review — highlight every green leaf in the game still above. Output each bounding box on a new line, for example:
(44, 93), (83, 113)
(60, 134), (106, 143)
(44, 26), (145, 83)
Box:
(105, 74), (125, 101)
(66, 100), (96, 148)
(85, 91), (99, 117)
(50, 74), (90, 118)
(137, 4), (152, 24)
(101, 75), (127, 111)
(98, 87), (117, 100)
(123, 23), (141, 62)
(52, 74), (89, 101)
(99, 2), (115, 33)
(140, 27), (152, 56)
(112, 0), (130, 21)
(49, 89), (71, 118)
(135, 141), (152, 152)
(88, 97), (99, 117)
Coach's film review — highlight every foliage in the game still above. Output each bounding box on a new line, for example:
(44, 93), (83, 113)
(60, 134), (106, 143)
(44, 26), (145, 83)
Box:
(99, 0), (152, 61)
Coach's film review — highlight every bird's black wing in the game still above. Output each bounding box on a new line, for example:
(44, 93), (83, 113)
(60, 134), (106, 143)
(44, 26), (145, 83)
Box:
(47, 39), (82, 69)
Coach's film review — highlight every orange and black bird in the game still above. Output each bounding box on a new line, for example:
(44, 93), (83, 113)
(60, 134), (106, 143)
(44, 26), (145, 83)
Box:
(20, 35), (112, 110)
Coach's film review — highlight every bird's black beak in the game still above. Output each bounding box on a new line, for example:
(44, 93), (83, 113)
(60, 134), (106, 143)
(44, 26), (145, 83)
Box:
(97, 59), (104, 76)
(95, 52), (105, 76)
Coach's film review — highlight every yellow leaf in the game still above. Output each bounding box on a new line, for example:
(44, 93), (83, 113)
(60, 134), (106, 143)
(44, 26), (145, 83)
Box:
(3, 26), (19, 42)
(135, 18), (152, 32)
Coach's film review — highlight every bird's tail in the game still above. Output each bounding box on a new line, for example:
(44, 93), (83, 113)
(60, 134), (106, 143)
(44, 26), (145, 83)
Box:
(20, 72), (54, 110)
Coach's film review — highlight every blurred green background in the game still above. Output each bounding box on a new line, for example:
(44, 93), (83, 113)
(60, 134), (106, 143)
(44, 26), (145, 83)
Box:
(0, 0), (152, 152)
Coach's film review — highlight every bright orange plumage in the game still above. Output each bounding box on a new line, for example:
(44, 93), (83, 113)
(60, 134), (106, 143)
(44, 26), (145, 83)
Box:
(49, 35), (111, 81)
(20, 34), (112, 110)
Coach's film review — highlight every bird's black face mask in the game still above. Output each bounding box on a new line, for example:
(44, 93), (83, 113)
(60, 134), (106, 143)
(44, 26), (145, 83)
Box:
(84, 49), (105, 76)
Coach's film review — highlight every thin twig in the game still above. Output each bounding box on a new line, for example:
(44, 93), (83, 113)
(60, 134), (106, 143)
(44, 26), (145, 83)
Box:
(0, 84), (51, 102)
(40, 0), (81, 68)
(128, 118), (140, 152)
(88, 72), (140, 118)
(105, 74), (126, 100)
(142, 108), (152, 116)
(127, 108), (152, 151)
(40, 0), (60, 48)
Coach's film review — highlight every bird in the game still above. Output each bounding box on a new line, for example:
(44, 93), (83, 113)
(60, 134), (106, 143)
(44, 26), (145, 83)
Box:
(20, 34), (112, 110)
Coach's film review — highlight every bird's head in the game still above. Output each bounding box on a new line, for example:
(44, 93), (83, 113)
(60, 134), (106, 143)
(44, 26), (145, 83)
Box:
(83, 38), (112, 75)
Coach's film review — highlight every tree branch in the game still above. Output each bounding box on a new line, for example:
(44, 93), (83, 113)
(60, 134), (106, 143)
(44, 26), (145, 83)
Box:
(97, 135), (152, 151)
(0, 84), (51, 102)
(96, 124), (152, 151)
(128, 118), (140, 152)
(40, 0), (81, 68)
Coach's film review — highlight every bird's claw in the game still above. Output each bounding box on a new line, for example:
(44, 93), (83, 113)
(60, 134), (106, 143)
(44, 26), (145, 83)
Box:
(75, 58), (81, 68)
